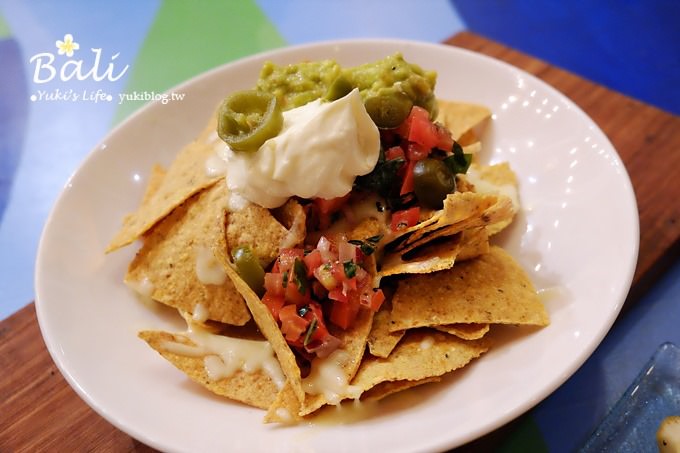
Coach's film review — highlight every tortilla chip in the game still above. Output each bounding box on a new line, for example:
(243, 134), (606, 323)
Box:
(263, 380), (303, 423)
(125, 180), (251, 325)
(436, 99), (492, 141)
(200, 113), (221, 143)
(462, 141), (482, 155)
(434, 323), (490, 340)
(226, 204), (291, 267)
(385, 192), (513, 255)
(464, 162), (520, 235)
(140, 164), (166, 206)
(389, 246), (549, 331)
(379, 234), (462, 277)
(394, 222), (462, 257)
(457, 129), (479, 147)
(457, 227), (489, 261)
(272, 199), (307, 249)
(139, 330), (280, 410)
(221, 261), (306, 404)
(348, 217), (383, 241)
(352, 329), (489, 394)
(107, 116), (223, 252)
(378, 226), (487, 278)
(367, 303), (404, 358)
(360, 376), (441, 402)
(456, 174), (476, 193)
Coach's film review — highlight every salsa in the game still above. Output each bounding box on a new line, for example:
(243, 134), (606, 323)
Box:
(260, 236), (385, 360)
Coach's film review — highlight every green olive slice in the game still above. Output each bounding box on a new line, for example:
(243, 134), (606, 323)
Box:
(363, 91), (413, 128)
(412, 158), (456, 209)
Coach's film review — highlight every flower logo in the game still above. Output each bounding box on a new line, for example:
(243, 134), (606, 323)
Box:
(56, 34), (79, 57)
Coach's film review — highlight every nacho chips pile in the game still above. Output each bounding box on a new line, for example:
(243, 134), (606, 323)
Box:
(107, 95), (548, 423)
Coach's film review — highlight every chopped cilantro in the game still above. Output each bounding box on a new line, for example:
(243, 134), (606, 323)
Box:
(303, 318), (318, 346)
(348, 234), (383, 256)
(443, 141), (472, 175)
(354, 155), (405, 199)
(343, 260), (358, 278)
(293, 259), (308, 295)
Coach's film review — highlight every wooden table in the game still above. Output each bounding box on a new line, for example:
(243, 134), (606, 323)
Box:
(2, 31), (679, 452)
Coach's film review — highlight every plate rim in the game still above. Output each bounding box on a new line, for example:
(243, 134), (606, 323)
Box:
(34, 37), (640, 452)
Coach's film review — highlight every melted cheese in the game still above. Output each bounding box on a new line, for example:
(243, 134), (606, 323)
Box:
(126, 276), (154, 298)
(302, 349), (362, 405)
(160, 320), (285, 389)
(194, 245), (227, 285)
(419, 335), (435, 350)
(192, 303), (209, 323)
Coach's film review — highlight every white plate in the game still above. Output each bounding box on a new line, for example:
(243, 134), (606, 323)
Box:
(35, 39), (639, 452)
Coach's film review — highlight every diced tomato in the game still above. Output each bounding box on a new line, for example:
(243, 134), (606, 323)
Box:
(354, 266), (369, 284)
(406, 142), (430, 161)
(360, 288), (385, 312)
(330, 295), (360, 330)
(279, 304), (309, 342)
(311, 280), (328, 300)
(262, 292), (285, 320)
(385, 145), (405, 161)
(405, 107), (437, 149)
(285, 266), (310, 304)
(403, 106), (454, 152)
(330, 261), (348, 283)
(313, 194), (350, 230)
(391, 206), (421, 231)
(284, 302), (328, 350)
(300, 303), (340, 357)
(342, 277), (358, 293)
(432, 122), (454, 151)
(400, 160), (416, 195)
(303, 249), (323, 277)
(395, 110), (413, 138)
(263, 273), (285, 297)
(328, 288), (348, 303)
(301, 303), (328, 342)
(277, 248), (304, 274)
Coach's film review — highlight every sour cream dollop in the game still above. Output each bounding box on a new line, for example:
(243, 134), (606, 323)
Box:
(223, 89), (380, 208)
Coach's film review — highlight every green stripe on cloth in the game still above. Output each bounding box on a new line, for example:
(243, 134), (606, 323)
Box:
(114, 0), (286, 123)
(0, 12), (11, 38)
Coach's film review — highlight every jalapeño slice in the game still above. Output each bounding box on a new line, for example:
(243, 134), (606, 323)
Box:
(230, 245), (265, 296)
(217, 89), (283, 152)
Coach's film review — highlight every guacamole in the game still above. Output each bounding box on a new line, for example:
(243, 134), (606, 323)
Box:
(256, 59), (343, 110)
(255, 53), (438, 128)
